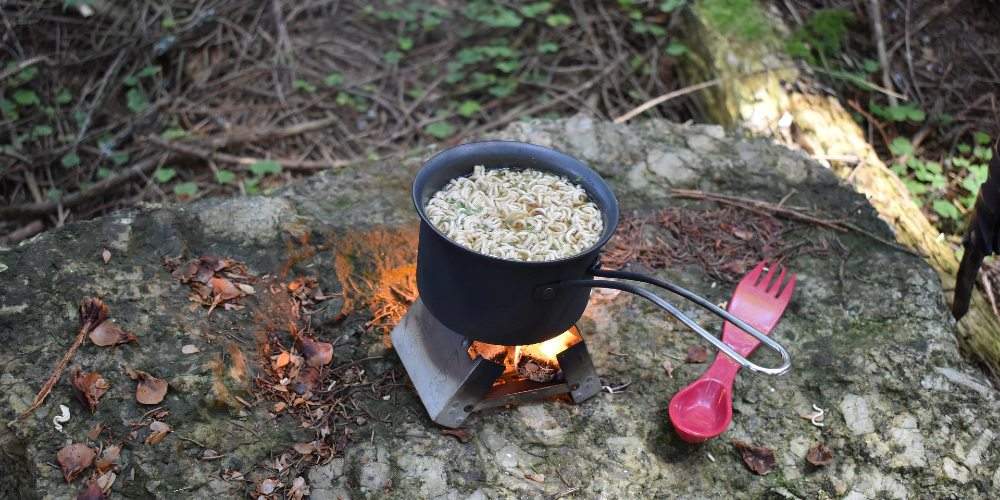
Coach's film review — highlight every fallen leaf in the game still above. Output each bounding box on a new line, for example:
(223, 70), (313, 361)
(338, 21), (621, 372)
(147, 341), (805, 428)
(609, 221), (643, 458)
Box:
(57, 443), (96, 483)
(202, 449), (224, 460)
(685, 345), (710, 364)
(292, 367), (321, 394)
(145, 420), (171, 445)
(76, 481), (106, 500)
(89, 320), (137, 347)
(292, 442), (316, 455)
(72, 370), (110, 413)
(127, 368), (168, 404)
(181, 344), (200, 354)
(79, 298), (110, 329)
(806, 443), (834, 466)
(288, 476), (309, 500)
(274, 351), (291, 370)
(211, 277), (242, 301)
(86, 423), (103, 440)
(273, 402), (287, 413)
(662, 359), (675, 378)
(236, 283), (255, 295)
(95, 445), (120, 474)
(257, 478), (281, 495)
(298, 336), (333, 367)
(101, 249), (111, 264)
(525, 473), (545, 482)
(440, 428), (471, 443)
(95, 471), (116, 492)
(732, 440), (776, 476)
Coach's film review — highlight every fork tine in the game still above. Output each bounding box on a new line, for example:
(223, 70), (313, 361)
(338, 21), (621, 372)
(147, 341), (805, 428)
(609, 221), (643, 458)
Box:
(757, 262), (778, 288)
(767, 267), (787, 295)
(742, 261), (767, 287)
(776, 273), (797, 301)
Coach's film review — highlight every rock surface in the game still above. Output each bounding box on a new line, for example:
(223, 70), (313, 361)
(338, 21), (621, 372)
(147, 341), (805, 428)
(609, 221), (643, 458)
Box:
(2, 117), (998, 499)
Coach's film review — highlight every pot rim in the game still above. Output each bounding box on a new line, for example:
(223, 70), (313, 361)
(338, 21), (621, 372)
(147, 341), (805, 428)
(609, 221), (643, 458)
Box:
(412, 140), (620, 266)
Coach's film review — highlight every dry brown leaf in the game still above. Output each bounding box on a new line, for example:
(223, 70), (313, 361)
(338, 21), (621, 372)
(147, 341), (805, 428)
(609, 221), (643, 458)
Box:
(298, 336), (333, 367)
(95, 471), (116, 492)
(525, 473), (545, 483)
(288, 476), (309, 500)
(181, 344), (200, 354)
(732, 440), (776, 476)
(127, 368), (168, 405)
(211, 277), (242, 301)
(226, 343), (249, 386)
(292, 442), (316, 455)
(72, 369), (110, 413)
(274, 351), (291, 370)
(76, 481), (106, 500)
(89, 320), (137, 347)
(685, 345), (710, 364)
(57, 443), (96, 483)
(101, 249), (111, 264)
(86, 423), (103, 440)
(805, 443), (834, 466)
(662, 359), (675, 378)
(236, 283), (255, 295)
(257, 478), (281, 495)
(95, 445), (120, 474)
(440, 428), (472, 443)
(273, 402), (287, 413)
(145, 420), (171, 445)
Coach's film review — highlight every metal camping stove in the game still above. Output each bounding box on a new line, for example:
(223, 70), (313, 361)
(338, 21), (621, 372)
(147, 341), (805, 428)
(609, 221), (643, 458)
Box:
(391, 299), (601, 428)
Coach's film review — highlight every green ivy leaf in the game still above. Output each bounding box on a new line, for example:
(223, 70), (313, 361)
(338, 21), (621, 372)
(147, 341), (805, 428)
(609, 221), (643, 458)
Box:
(974, 131), (991, 145)
(161, 128), (188, 140)
(520, 1), (552, 17)
(61, 151), (80, 168)
(13, 89), (40, 106)
(962, 172), (984, 195)
(424, 121), (455, 139)
(136, 65), (161, 78)
(97, 167), (112, 179)
(292, 79), (316, 93)
(31, 124), (53, 138)
(126, 88), (148, 113)
(110, 151), (129, 166)
(16, 66), (38, 84)
(862, 58), (879, 73)
(324, 72), (344, 87)
(932, 199), (960, 219)
(457, 100), (481, 117)
(957, 143), (971, 154)
(974, 146), (994, 161)
(659, 0), (685, 12)
(537, 42), (559, 54)
(123, 76), (139, 87)
(666, 41), (688, 56)
(398, 36), (414, 51)
(249, 159), (282, 177)
(384, 50), (403, 65)
(215, 169), (236, 185)
(495, 60), (518, 73)
(545, 13), (572, 27)
(243, 177), (260, 195)
(55, 88), (73, 105)
(0, 99), (17, 120)
(173, 182), (198, 197)
(153, 167), (177, 183)
(47, 188), (62, 201)
(903, 179), (927, 195)
(889, 137), (913, 157)
(162, 17), (176, 29)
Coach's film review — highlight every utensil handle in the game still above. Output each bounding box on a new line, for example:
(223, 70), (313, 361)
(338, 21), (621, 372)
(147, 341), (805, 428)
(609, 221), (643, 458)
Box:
(554, 270), (791, 376)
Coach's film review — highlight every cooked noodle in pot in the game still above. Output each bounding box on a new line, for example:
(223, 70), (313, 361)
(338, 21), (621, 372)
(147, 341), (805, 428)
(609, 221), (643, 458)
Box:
(425, 165), (603, 262)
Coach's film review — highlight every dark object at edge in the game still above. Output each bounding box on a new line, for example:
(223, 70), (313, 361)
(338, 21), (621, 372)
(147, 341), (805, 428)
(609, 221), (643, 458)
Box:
(953, 145), (1000, 319)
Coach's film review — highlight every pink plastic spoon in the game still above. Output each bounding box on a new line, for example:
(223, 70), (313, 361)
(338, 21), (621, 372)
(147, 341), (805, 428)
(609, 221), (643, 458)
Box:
(668, 262), (796, 443)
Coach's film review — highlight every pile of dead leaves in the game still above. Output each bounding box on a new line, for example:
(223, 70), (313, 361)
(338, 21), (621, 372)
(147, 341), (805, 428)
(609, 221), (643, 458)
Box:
(166, 255), (256, 313)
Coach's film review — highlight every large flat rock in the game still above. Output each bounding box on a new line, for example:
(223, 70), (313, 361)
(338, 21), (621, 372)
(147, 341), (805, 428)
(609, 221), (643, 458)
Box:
(1, 117), (996, 499)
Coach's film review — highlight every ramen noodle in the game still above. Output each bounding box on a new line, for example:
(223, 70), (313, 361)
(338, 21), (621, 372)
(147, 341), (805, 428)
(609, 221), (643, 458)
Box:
(425, 165), (603, 261)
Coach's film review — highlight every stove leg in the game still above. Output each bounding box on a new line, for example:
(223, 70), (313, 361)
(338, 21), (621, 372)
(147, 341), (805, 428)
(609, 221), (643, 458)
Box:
(558, 340), (601, 403)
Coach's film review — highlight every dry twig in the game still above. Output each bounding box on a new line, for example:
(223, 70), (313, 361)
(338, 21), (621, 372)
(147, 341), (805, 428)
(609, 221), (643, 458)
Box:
(14, 298), (109, 424)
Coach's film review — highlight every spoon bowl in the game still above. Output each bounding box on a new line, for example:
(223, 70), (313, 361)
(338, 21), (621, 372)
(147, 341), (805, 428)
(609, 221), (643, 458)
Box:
(668, 377), (733, 443)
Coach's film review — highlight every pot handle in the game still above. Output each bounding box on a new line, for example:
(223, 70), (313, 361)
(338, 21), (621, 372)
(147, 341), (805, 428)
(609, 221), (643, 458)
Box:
(551, 269), (792, 376)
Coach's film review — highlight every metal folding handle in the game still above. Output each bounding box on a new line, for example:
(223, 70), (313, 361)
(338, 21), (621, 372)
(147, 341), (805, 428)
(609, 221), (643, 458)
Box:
(556, 269), (792, 376)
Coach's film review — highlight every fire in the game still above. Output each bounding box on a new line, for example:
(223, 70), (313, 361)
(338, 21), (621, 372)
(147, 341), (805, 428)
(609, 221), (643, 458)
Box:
(514, 329), (579, 366)
(468, 328), (581, 383)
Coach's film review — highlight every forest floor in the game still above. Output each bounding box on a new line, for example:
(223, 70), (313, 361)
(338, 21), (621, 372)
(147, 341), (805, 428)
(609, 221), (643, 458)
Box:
(1, 0), (997, 243)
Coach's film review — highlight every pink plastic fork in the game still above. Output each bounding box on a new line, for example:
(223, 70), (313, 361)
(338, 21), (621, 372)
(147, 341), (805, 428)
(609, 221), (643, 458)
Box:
(668, 262), (796, 443)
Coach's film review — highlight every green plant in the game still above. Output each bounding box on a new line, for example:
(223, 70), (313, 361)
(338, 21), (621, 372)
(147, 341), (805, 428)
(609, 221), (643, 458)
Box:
(785, 8), (853, 65)
(699, 0), (770, 40)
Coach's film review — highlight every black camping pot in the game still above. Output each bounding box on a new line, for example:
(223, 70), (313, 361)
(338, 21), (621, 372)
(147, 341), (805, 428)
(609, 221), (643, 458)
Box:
(412, 141), (791, 375)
